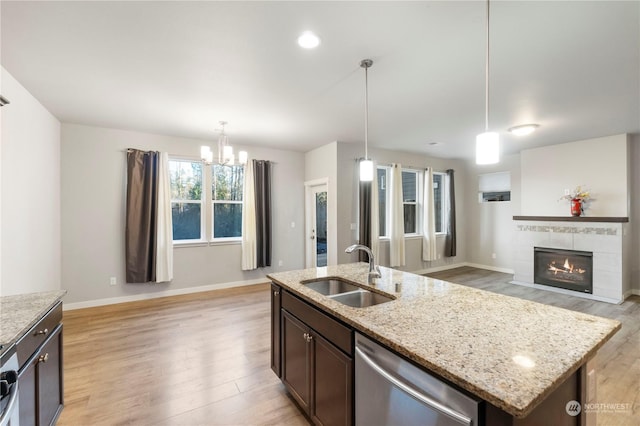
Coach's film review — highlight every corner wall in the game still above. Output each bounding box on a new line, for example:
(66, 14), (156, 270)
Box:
(61, 123), (305, 305)
(336, 143), (467, 271)
(1, 68), (61, 296)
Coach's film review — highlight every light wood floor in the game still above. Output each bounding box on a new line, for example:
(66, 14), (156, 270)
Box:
(58, 268), (639, 425)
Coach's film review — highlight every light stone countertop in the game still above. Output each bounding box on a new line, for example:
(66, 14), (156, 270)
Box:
(267, 263), (621, 419)
(0, 290), (67, 354)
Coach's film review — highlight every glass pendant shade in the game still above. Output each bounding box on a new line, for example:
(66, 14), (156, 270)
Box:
(476, 131), (500, 165)
(360, 159), (374, 181)
(238, 151), (248, 165)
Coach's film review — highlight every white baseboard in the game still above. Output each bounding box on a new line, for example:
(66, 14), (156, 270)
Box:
(63, 278), (268, 311)
(413, 262), (514, 276)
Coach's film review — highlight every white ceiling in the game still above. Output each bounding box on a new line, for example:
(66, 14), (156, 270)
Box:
(1, 1), (639, 160)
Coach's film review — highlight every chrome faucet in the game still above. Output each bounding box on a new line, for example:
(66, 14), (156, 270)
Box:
(345, 244), (381, 284)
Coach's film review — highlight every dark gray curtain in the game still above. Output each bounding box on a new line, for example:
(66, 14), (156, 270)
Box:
(254, 160), (272, 267)
(444, 168), (457, 257)
(358, 180), (372, 262)
(126, 149), (159, 283)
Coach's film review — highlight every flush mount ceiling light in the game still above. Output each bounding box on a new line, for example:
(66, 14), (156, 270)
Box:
(297, 31), (320, 49)
(359, 59), (374, 182)
(508, 124), (540, 136)
(200, 121), (248, 166)
(476, 0), (499, 165)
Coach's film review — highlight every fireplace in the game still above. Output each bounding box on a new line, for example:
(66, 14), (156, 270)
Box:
(534, 247), (593, 294)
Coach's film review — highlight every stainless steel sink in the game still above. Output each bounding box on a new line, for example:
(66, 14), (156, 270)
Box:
(302, 277), (394, 308)
(302, 278), (361, 295)
(329, 290), (394, 308)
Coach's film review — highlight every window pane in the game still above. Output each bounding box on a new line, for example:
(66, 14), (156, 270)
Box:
(172, 202), (201, 240)
(212, 165), (244, 201)
(402, 171), (416, 202)
(170, 160), (202, 201)
(213, 203), (242, 238)
(404, 204), (416, 234)
(377, 168), (386, 237)
(433, 173), (443, 233)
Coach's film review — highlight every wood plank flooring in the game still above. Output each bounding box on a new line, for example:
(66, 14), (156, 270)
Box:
(58, 268), (639, 425)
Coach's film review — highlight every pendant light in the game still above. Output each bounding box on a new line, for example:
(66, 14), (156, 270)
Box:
(476, 0), (499, 165)
(360, 59), (374, 181)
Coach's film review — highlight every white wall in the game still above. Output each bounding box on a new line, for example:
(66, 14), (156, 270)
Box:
(521, 134), (629, 217)
(1, 68), (61, 296)
(61, 123), (305, 305)
(630, 134), (639, 293)
(305, 142), (338, 266)
(464, 154), (521, 272)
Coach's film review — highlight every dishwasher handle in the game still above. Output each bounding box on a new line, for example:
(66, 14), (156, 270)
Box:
(355, 346), (472, 426)
(0, 379), (18, 426)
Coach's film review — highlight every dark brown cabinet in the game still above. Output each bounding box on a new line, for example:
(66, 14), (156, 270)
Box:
(271, 283), (282, 377)
(275, 288), (353, 426)
(17, 303), (64, 426)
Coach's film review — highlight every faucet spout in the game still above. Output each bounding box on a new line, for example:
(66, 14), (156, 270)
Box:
(345, 244), (381, 283)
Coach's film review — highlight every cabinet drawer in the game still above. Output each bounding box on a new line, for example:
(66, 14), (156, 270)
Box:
(16, 301), (63, 368)
(282, 291), (352, 354)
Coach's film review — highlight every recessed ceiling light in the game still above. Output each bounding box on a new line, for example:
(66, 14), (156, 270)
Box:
(508, 124), (539, 136)
(297, 31), (320, 49)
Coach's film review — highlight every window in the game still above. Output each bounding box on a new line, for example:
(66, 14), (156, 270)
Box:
(376, 167), (446, 237)
(212, 164), (244, 239)
(169, 158), (244, 243)
(169, 159), (203, 241)
(377, 167), (421, 237)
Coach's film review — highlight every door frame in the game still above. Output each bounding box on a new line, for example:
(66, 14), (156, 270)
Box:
(304, 178), (329, 268)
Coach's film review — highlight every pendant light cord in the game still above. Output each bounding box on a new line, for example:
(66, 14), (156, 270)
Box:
(485, 0), (490, 132)
(361, 59), (373, 160)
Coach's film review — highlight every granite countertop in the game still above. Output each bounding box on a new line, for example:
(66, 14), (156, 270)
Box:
(0, 290), (67, 354)
(267, 263), (621, 419)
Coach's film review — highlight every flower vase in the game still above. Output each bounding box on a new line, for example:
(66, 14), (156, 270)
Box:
(571, 198), (582, 217)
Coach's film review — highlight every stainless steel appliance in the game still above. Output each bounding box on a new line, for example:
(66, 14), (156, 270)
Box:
(355, 333), (480, 426)
(0, 345), (20, 426)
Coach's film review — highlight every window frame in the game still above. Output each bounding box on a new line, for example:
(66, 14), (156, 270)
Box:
(376, 166), (423, 239)
(168, 156), (244, 246)
(210, 163), (244, 242)
(169, 157), (206, 245)
(432, 171), (447, 235)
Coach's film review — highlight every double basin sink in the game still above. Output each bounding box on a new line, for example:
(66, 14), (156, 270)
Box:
(301, 278), (394, 308)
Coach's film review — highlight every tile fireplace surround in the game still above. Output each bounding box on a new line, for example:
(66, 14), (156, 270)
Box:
(512, 216), (630, 304)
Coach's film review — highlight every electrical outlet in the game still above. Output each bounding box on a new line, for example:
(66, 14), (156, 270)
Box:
(492, 253), (497, 259)
(564, 188), (571, 196)
(109, 277), (117, 286)
(278, 260), (283, 266)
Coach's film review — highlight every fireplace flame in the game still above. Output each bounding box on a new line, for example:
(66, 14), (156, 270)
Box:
(548, 258), (586, 275)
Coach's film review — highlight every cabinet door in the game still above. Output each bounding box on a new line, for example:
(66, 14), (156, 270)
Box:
(312, 333), (353, 426)
(282, 310), (312, 413)
(271, 283), (282, 377)
(38, 326), (63, 426)
(19, 357), (37, 426)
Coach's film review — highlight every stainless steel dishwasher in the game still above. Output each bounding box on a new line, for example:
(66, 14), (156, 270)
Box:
(355, 333), (480, 426)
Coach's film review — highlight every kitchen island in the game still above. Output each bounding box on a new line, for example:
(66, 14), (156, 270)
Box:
(267, 263), (620, 424)
(0, 290), (66, 425)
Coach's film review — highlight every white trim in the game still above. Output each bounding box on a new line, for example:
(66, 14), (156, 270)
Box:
(510, 280), (623, 305)
(304, 177), (329, 188)
(631, 289), (640, 296)
(63, 278), (267, 311)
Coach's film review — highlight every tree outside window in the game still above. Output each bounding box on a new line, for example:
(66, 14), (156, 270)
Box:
(212, 164), (244, 239)
(169, 160), (203, 240)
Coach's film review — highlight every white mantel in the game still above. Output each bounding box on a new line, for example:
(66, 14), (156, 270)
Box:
(512, 217), (630, 304)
